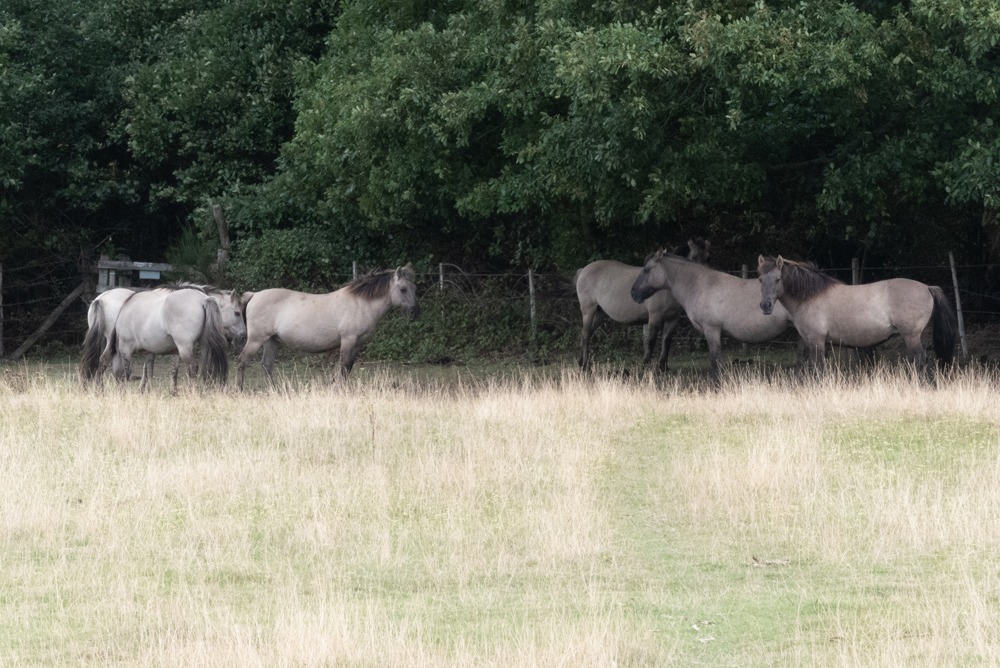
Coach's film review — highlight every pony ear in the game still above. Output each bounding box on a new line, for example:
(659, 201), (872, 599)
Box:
(655, 248), (666, 260)
(776, 255), (785, 269)
(758, 255), (766, 269)
(687, 239), (696, 251)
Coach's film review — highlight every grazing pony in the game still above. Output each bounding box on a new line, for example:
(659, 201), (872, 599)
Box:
(757, 255), (956, 372)
(575, 239), (710, 371)
(236, 265), (420, 389)
(102, 287), (231, 393)
(80, 283), (247, 389)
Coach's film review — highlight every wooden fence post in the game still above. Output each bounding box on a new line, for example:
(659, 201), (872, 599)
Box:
(528, 268), (536, 344)
(439, 263), (444, 321)
(741, 264), (748, 355)
(852, 257), (860, 285)
(213, 203), (230, 272)
(949, 251), (968, 360)
(353, 261), (357, 280)
(0, 260), (4, 359)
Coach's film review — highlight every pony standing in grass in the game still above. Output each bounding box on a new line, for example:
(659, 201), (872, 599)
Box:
(574, 239), (710, 372)
(236, 265), (421, 390)
(630, 249), (797, 380)
(757, 255), (956, 372)
(80, 284), (246, 390)
(102, 286), (232, 393)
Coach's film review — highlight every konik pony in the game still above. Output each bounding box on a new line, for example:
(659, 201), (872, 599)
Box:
(236, 265), (420, 389)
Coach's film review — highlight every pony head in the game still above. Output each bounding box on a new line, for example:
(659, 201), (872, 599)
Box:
(631, 249), (673, 304)
(390, 263), (421, 322)
(757, 255), (784, 315)
(211, 290), (248, 345)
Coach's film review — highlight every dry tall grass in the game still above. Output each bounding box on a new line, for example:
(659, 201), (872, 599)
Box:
(1, 362), (999, 665)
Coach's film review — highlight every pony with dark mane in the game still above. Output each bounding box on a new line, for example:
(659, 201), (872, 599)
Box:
(629, 248), (797, 380)
(236, 264), (420, 389)
(758, 255), (956, 371)
(574, 239), (711, 371)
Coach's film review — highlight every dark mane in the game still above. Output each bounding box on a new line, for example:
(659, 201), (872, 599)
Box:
(345, 266), (415, 300)
(759, 257), (842, 300)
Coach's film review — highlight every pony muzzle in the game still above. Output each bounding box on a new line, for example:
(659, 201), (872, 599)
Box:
(760, 301), (773, 315)
(631, 286), (652, 304)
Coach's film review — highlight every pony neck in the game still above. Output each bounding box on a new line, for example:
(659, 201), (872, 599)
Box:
(776, 268), (805, 314)
(659, 254), (696, 284)
(358, 290), (395, 320)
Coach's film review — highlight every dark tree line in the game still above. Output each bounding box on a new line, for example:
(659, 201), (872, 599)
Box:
(2, 0), (999, 354)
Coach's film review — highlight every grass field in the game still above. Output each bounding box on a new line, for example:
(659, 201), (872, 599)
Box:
(2, 358), (1000, 666)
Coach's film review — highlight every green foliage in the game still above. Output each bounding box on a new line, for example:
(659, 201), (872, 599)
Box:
(363, 279), (642, 364)
(164, 224), (218, 279)
(118, 0), (340, 206)
(6, 0), (1000, 358)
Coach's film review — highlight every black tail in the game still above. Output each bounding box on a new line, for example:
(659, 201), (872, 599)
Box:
(200, 299), (229, 385)
(929, 286), (957, 365)
(80, 300), (106, 382)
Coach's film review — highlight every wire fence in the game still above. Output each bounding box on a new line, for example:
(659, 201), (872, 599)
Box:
(4, 257), (1000, 362)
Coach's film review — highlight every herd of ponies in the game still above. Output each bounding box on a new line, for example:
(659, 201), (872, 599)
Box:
(78, 247), (958, 393)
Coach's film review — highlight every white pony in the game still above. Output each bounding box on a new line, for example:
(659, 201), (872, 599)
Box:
(103, 287), (232, 393)
(81, 284), (247, 390)
(237, 265), (420, 389)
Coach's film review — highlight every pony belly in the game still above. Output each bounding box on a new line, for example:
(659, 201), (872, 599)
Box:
(274, 331), (341, 354)
(825, 325), (893, 348)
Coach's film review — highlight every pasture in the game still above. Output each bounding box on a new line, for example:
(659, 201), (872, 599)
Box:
(2, 359), (999, 666)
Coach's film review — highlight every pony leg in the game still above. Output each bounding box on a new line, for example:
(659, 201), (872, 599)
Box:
(113, 351), (133, 388)
(339, 336), (360, 379)
(808, 340), (826, 375)
(236, 337), (266, 391)
(902, 333), (926, 370)
(705, 327), (724, 384)
(170, 356), (180, 395)
(139, 353), (155, 393)
(579, 307), (604, 371)
(261, 339), (278, 388)
(643, 319), (664, 367)
(657, 319), (681, 373)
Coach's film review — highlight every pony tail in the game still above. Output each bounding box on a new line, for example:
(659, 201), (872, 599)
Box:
(929, 286), (957, 365)
(80, 300), (105, 383)
(200, 299), (230, 385)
